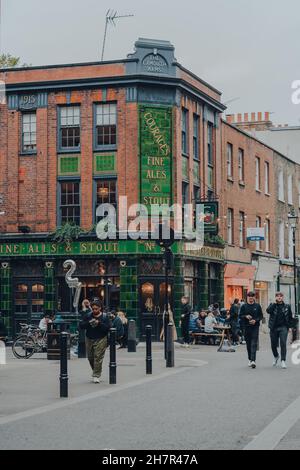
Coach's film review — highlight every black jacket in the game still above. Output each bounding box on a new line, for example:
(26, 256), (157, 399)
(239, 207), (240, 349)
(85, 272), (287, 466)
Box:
(239, 303), (263, 328)
(266, 302), (293, 330)
(181, 303), (192, 327)
(229, 304), (240, 323)
(80, 312), (111, 340)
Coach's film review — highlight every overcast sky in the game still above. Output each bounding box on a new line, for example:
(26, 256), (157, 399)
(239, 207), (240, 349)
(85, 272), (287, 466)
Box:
(1, 0), (300, 124)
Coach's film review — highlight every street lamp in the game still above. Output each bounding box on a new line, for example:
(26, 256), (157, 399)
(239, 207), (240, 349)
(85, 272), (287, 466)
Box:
(288, 208), (299, 340)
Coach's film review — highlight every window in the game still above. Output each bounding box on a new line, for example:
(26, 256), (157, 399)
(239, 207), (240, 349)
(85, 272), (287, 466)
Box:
(239, 212), (246, 248)
(279, 222), (285, 259)
(227, 209), (234, 245)
(182, 109), (188, 154)
(289, 226), (293, 261)
(265, 162), (270, 194)
(182, 182), (190, 206)
(59, 106), (80, 150)
(227, 143), (233, 178)
(95, 179), (117, 222)
(193, 114), (199, 160)
(255, 157), (261, 191)
(207, 123), (214, 190)
(265, 219), (270, 252)
(278, 170), (285, 201)
(238, 148), (244, 182)
(256, 216), (261, 251)
(59, 181), (80, 225)
(95, 103), (117, 148)
(22, 113), (36, 153)
(288, 175), (293, 205)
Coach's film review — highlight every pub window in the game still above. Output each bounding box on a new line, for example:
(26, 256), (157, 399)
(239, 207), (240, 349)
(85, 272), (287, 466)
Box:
(182, 108), (189, 155)
(59, 181), (80, 226)
(59, 106), (80, 150)
(22, 112), (37, 153)
(95, 103), (117, 148)
(95, 178), (117, 222)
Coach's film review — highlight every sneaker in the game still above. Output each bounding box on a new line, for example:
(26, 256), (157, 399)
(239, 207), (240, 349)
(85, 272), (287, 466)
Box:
(93, 377), (101, 384)
(248, 361), (252, 367)
(273, 357), (279, 367)
(242, 341), (246, 345)
(281, 361), (287, 369)
(251, 362), (256, 369)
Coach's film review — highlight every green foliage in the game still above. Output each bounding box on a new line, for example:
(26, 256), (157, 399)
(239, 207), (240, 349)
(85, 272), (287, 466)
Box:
(204, 234), (226, 248)
(52, 223), (86, 244)
(0, 54), (20, 68)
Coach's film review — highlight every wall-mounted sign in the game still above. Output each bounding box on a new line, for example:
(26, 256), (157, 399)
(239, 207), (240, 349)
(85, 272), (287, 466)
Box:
(247, 227), (265, 241)
(140, 106), (172, 213)
(19, 95), (38, 110)
(196, 202), (219, 235)
(142, 53), (168, 74)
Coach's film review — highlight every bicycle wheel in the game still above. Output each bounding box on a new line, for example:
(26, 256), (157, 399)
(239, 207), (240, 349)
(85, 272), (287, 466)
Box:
(12, 336), (35, 359)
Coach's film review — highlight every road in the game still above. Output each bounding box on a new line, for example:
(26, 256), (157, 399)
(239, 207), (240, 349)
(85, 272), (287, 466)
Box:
(0, 334), (300, 450)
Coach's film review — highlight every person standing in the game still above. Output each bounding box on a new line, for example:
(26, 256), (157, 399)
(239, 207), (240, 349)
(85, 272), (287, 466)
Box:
(239, 292), (263, 369)
(80, 300), (111, 383)
(267, 292), (293, 369)
(117, 311), (128, 349)
(229, 299), (240, 346)
(180, 297), (192, 347)
(110, 311), (124, 346)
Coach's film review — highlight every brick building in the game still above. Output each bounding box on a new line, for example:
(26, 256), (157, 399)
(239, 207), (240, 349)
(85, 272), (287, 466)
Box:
(0, 38), (226, 338)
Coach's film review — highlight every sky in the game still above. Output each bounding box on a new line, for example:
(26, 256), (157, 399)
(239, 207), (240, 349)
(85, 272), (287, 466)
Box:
(1, 0), (300, 125)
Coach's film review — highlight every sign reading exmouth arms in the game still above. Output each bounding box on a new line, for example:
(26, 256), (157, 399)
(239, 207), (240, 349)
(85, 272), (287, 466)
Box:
(126, 38), (176, 77)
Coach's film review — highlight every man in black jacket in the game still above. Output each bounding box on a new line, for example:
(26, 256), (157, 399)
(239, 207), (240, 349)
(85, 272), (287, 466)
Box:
(180, 297), (192, 347)
(267, 292), (293, 369)
(80, 300), (111, 383)
(239, 292), (263, 369)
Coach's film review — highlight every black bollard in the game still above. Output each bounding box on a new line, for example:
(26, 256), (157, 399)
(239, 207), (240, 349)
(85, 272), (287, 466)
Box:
(128, 320), (137, 353)
(146, 325), (152, 375)
(109, 328), (117, 385)
(60, 332), (68, 398)
(164, 310), (169, 360)
(78, 329), (86, 359)
(166, 323), (175, 368)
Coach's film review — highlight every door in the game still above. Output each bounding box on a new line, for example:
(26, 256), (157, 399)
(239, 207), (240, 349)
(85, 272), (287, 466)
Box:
(13, 280), (45, 335)
(139, 279), (173, 341)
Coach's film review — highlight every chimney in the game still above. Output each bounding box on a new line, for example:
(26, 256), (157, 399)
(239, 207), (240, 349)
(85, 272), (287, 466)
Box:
(265, 112), (270, 121)
(251, 112), (256, 121)
(258, 112), (262, 121)
(244, 113), (249, 122)
(226, 114), (234, 124)
(237, 113), (242, 122)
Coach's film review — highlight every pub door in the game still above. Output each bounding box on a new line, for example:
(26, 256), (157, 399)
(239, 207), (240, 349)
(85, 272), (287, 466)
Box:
(13, 280), (45, 336)
(139, 279), (173, 341)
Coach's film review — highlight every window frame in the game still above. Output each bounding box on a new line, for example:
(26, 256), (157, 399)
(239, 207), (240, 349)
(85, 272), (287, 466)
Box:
(93, 176), (118, 225)
(227, 208), (234, 245)
(264, 161), (270, 195)
(207, 123), (214, 190)
(288, 175), (293, 205)
(182, 108), (189, 156)
(278, 170), (285, 202)
(227, 143), (233, 179)
(93, 102), (118, 151)
(265, 219), (271, 252)
(21, 112), (37, 155)
(255, 157), (261, 192)
(193, 114), (200, 161)
(256, 216), (262, 251)
(58, 105), (81, 153)
(57, 178), (81, 226)
(239, 212), (246, 248)
(238, 148), (245, 183)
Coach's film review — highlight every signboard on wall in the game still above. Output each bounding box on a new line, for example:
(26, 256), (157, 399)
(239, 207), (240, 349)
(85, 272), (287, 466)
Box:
(247, 227), (265, 241)
(202, 202), (219, 235)
(139, 106), (172, 213)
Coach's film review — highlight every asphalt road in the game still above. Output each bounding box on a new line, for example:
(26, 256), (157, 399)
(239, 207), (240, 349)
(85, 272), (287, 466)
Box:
(0, 335), (300, 450)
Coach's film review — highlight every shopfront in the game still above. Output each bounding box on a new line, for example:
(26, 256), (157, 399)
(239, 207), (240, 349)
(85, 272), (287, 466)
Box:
(252, 256), (279, 313)
(224, 264), (256, 309)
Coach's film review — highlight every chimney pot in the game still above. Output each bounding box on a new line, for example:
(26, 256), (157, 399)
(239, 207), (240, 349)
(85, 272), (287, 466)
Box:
(244, 113), (249, 122)
(251, 112), (256, 121)
(258, 112), (262, 121)
(237, 113), (242, 122)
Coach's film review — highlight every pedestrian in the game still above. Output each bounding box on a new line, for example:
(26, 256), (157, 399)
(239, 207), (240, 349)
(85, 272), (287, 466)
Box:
(80, 299), (92, 318)
(160, 304), (178, 342)
(229, 299), (240, 346)
(239, 292), (263, 369)
(110, 311), (124, 346)
(39, 314), (52, 332)
(80, 299), (111, 384)
(117, 311), (128, 349)
(180, 296), (192, 347)
(266, 292), (294, 369)
(0, 313), (7, 340)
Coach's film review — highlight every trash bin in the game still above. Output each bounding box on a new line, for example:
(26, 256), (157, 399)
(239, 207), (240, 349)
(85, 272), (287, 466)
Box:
(47, 331), (70, 361)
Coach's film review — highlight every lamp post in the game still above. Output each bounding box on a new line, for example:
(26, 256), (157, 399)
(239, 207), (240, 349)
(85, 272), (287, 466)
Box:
(288, 209), (299, 340)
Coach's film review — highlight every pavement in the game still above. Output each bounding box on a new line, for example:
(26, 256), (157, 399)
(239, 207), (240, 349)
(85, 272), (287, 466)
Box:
(0, 333), (300, 450)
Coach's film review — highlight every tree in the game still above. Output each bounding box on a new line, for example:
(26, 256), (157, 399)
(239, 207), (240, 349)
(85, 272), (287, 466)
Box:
(0, 53), (21, 69)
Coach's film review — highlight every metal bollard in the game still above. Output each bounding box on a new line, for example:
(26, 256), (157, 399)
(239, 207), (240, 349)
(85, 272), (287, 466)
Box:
(109, 328), (117, 385)
(164, 311), (169, 360)
(78, 329), (86, 359)
(128, 320), (137, 353)
(146, 325), (152, 375)
(166, 323), (175, 368)
(60, 332), (68, 398)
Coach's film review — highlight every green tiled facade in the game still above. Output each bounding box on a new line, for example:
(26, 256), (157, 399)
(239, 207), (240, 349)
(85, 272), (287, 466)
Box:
(44, 263), (55, 315)
(0, 263), (12, 337)
(120, 257), (139, 327)
(198, 262), (209, 309)
(94, 154), (116, 174)
(173, 258), (185, 328)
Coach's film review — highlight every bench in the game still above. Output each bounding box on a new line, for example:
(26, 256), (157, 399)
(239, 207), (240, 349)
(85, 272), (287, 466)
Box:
(190, 330), (226, 351)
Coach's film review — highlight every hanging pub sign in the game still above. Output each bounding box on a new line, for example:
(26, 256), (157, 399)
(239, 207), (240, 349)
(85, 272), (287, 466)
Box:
(196, 201), (219, 235)
(247, 227), (265, 241)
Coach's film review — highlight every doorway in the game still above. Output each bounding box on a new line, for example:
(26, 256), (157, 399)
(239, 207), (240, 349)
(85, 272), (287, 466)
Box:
(13, 280), (45, 335)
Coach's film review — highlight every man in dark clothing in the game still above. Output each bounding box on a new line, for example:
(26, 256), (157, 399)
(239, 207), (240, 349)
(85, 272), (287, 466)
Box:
(180, 297), (192, 346)
(80, 300), (111, 383)
(239, 292), (263, 369)
(267, 292), (293, 369)
(229, 299), (240, 346)
(110, 311), (124, 346)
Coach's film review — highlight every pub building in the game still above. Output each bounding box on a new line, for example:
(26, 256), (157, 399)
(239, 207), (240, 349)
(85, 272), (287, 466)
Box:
(0, 38), (226, 339)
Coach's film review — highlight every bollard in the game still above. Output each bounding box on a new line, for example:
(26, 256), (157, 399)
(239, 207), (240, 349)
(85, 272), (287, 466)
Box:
(0, 340), (6, 365)
(109, 328), (117, 385)
(164, 310), (169, 360)
(78, 329), (86, 359)
(145, 325), (152, 375)
(166, 323), (175, 368)
(60, 332), (68, 398)
(128, 320), (137, 353)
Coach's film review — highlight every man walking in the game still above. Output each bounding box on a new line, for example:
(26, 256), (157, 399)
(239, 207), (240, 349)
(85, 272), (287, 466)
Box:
(239, 292), (263, 369)
(80, 300), (111, 383)
(267, 292), (293, 369)
(180, 296), (192, 347)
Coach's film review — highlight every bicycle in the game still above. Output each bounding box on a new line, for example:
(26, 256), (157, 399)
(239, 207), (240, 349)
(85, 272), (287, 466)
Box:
(12, 323), (48, 359)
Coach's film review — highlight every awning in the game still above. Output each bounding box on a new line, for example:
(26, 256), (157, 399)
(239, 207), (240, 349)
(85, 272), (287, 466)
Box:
(225, 264), (256, 281)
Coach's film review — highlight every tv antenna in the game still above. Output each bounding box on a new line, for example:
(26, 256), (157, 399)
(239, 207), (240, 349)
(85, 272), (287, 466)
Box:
(101, 9), (134, 61)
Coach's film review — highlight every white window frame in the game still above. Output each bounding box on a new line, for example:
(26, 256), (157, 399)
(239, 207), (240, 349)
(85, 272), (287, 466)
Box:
(264, 161), (270, 194)
(255, 157), (261, 191)
(227, 143), (233, 179)
(288, 175), (293, 205)
(227, 209), (234, 245)
(278, 170), (285, 202)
